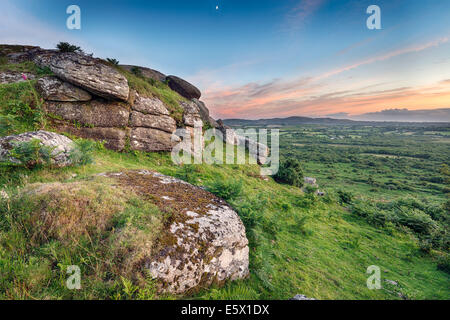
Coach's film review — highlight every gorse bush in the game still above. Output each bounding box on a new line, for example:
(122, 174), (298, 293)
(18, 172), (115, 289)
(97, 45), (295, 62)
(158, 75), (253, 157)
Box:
(207, 178), (243, 201)
(56, 42), (83, 53)
(274, 158), (304, 188)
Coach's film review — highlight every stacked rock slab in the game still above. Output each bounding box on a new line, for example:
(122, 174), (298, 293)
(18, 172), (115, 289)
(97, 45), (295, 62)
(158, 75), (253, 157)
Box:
(130, 93), (179, 152)
(31, 51), (181, 152)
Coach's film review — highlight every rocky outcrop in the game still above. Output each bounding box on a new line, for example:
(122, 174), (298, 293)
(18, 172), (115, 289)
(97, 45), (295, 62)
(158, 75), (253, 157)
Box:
(166, 75), (201, 100)
(101, 170), (249, 294)
(34, 52), (130, 101)
(0, 131), (74, 166)
(0, 71), (35, 84)
(0, 45), (46, 64)
(130, 128), (179, 152)
(120, 65), (166, 82)
(37, 76), (92, 101)
(1, 45), (266, 162)
(45, 100), (129, 128)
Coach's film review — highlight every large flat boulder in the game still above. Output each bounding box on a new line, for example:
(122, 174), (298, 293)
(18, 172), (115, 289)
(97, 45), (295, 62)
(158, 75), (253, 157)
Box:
(130, 128), (179, 152)
(130, 112), (177, 133)
(34, 52), (129, 101)
(101, 170), (249, 294)
(45, 100), (129, 128)
(166, 75), (201, 100)
(0, 131), (74, 166)
(37, 76), (92, 102)
(132, 93), (170, 116)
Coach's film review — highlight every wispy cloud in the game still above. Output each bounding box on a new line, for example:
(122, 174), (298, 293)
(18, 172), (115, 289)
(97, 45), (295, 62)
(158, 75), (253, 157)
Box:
(203, 37), (450, 119)
(283, 0), (324, 31)
(316, 37), (449, 80)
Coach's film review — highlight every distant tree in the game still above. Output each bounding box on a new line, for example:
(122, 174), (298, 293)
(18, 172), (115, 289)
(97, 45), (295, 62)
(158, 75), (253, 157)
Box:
(106, 58), (120, 65)
(56, 42), (83, 53)
(274, 158), (304, 188)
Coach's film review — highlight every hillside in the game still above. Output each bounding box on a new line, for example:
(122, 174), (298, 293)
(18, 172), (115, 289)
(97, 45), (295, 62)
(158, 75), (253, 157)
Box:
(0, 44), (449, 300)
(223, 116), (449, 127)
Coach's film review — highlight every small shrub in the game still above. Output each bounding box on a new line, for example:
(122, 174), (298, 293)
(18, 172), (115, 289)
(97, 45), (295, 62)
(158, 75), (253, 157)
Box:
(69, 139), (96, 166)
(337, 190), (353, 205)
(6, 139), (54, 169)
(56, 42), (83, 53)
(106, 58), (120, 65)
(207, 179), (243, 201)
(304, 185), (318, 194)
(437, 255), (450, 274)
(274, 158), (304, 188)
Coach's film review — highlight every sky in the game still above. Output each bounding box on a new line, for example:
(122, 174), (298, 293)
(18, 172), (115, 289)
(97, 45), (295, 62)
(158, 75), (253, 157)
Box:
(1, 0), (450, 120)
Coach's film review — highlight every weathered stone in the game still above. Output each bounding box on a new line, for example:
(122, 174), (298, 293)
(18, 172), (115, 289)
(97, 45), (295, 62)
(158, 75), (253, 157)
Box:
(130, 111), (177, 133)
(236, 135), (269, 165)
(34, 52), (129, 101)
(217, 120), (238, 145)
(45, 100), (129, 128)
(0, 71), (35, 84)
(132, 94), (170, 116)
(290, 294), (316, 301)
(0, 45), (48, 63)
(55, 125), (127, 151)
(120, 65), (166, 82)
(166, 75), (201, 100)
(0, 131), (74, 166)
(182, 101), (203, 127)
(130, 128), (179, 152)
(192, 99), (210, 123)
(101, 170), (249, 294)
(37, 76), (92, 102)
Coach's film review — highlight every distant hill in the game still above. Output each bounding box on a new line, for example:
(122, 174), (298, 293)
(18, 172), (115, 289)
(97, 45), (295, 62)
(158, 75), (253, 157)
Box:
(222, 116), (449, 127)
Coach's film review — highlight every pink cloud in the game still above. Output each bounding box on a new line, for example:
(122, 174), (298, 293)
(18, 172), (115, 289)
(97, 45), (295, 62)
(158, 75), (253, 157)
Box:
(202, 37), (450, 119)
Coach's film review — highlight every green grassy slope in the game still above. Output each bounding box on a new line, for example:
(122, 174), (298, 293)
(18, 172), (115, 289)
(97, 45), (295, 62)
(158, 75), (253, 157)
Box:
(0, 147), (448, 299)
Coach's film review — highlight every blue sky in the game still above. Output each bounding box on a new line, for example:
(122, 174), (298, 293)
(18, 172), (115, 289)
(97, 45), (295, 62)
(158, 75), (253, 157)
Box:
(1, 0), (450, 119)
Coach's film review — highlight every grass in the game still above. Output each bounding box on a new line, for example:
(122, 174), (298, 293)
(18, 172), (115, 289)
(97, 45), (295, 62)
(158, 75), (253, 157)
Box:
(0, 146), (448, 300)
(0, 61), (53, 77)
(0, 81), (46, 135)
